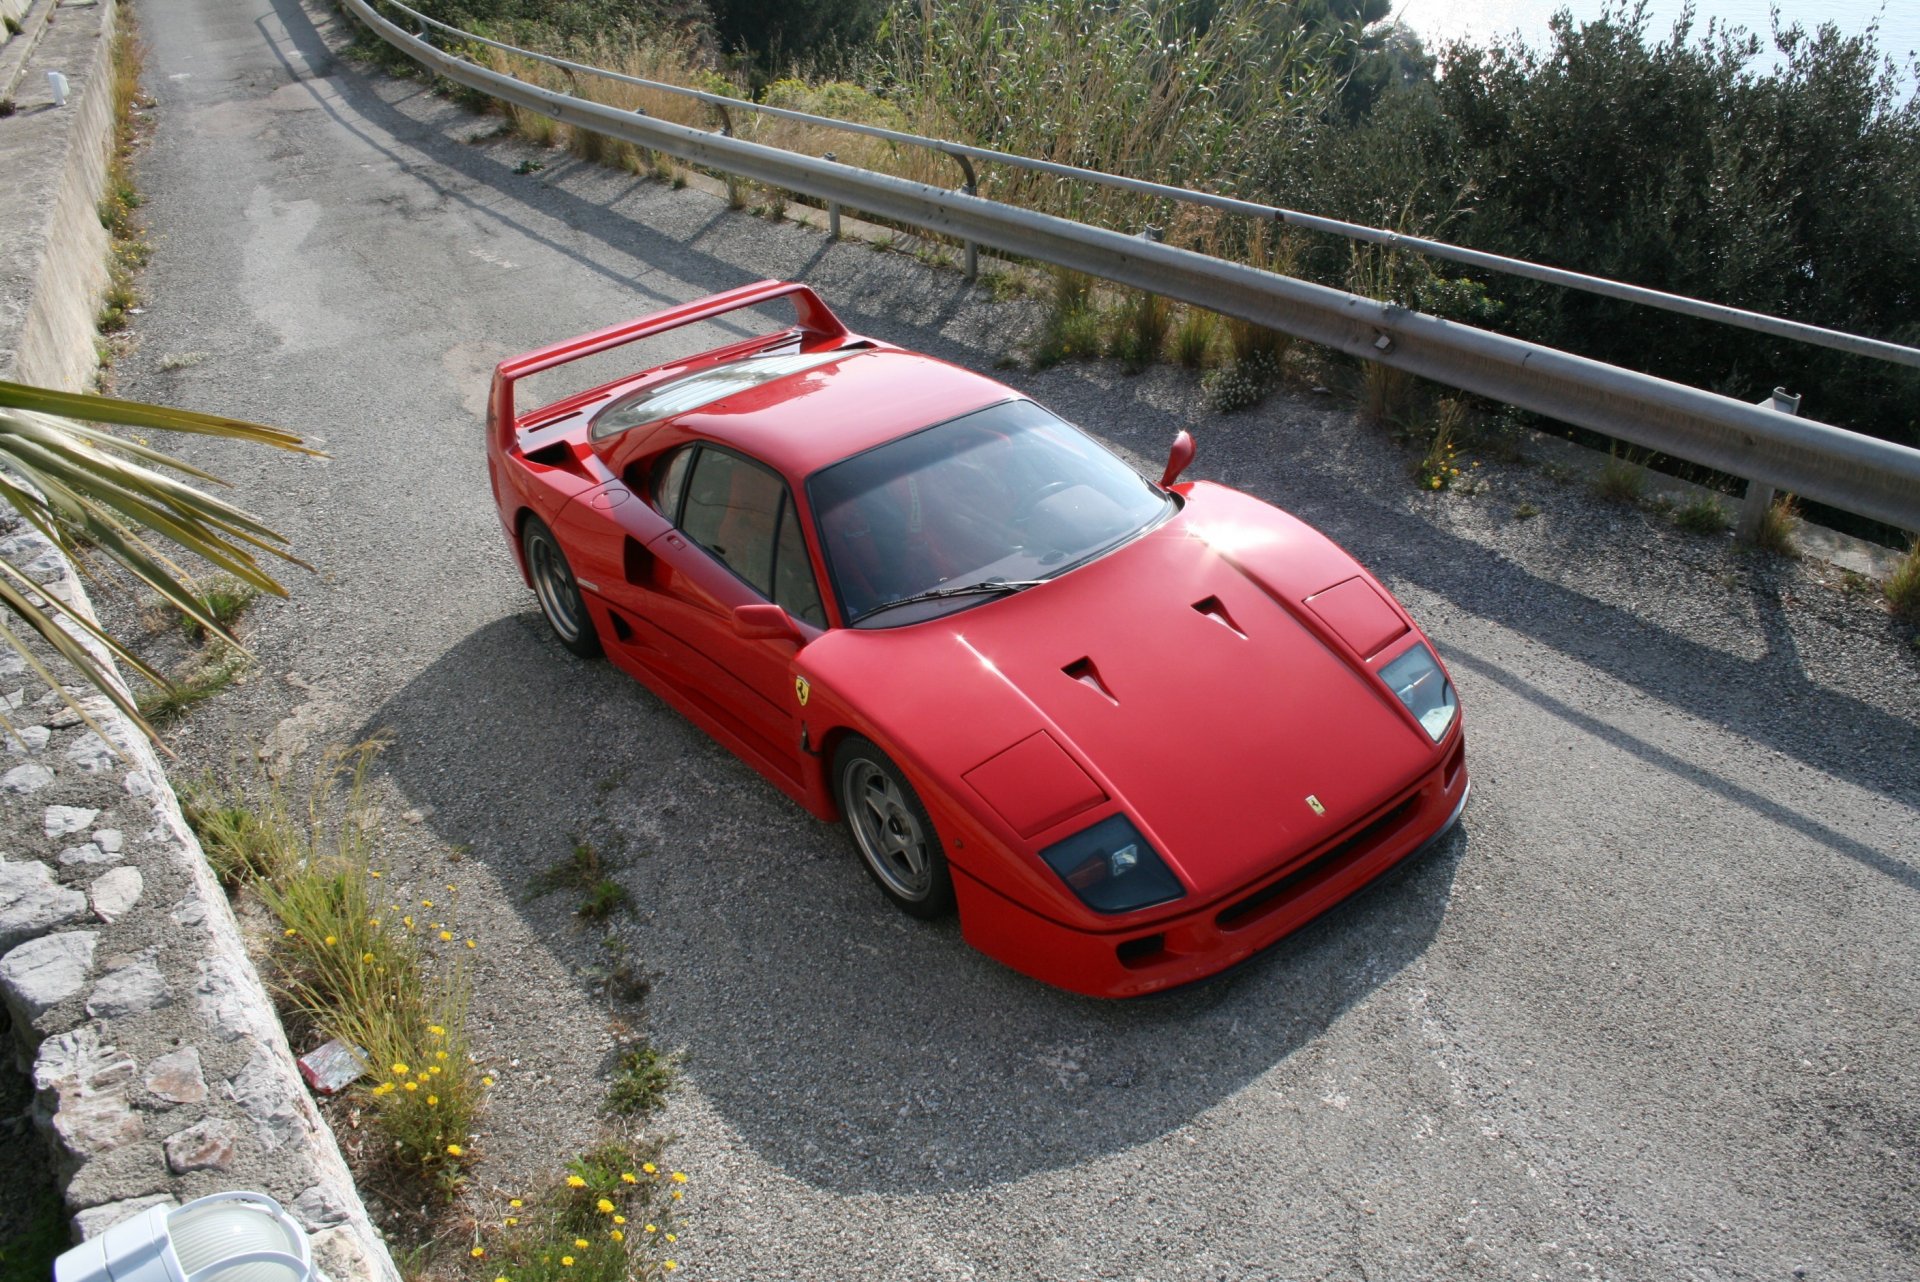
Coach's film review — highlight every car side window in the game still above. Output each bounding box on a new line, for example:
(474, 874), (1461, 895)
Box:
(773, 494), (826, 628)
(650, 445), (695, 520)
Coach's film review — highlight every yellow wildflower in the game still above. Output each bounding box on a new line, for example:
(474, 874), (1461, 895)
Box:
(470, 1247), (484, 1259)
(362, 952), (376, 964)
(670, 1190), (682, 1201)
(573, 1239), (589, 1250)
(561, 1257), (574, 1268)
(482, 1076), (495, 1087)
(403, 1082), (418, 1092)
(427, 1095), (439, 1106)
(467, 939), (477, 949)
(284, 928), (297, 938)
(447, 1144), (464, 1157)
(671, 1172), (687, 1184)
(402, 916), (414, 928)
(612, 1216), (626, 1226)
(439, 930), (453, 942)
(509, 1199), (523, 1208)
(645, 1225), (656, 1234)
(504, 1217), (518, 1227)
(422, 899), (433, 908)
(664, 1262), (678, 1273)
(323, 935), (337, 946)
(665, 1234), (677, 1244)
(436, 1050), (448, 1060)
(429, 1025), (445, 1036)
(596, 1199), (614, 1214)
(642, 1163), (656, 1175)
(392, 1064), (408, 1076)
(566, 1176), (586, 1189)
(372, 1082), (395, 1096)
(620, 1173), (637, 1184)
(610, 1229), (624, 1242)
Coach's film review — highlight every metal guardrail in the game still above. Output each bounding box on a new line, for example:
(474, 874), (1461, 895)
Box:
(343, 0), (1920, 534)
(378, 0), (1920, 375)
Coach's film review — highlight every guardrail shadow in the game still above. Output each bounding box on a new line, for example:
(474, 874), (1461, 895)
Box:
(361, 617), (1465, 1195)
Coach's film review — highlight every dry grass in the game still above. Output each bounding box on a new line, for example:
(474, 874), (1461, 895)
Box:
(1883, 539), (1920, 621)
(1750, 495), (1801, 557)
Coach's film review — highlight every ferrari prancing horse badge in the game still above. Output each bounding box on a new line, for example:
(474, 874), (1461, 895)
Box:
(794, 676), (810, 707)
(1305, 794), (1326, 816)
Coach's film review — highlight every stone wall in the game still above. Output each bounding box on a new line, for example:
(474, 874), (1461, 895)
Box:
(0, 3), (399, 1276)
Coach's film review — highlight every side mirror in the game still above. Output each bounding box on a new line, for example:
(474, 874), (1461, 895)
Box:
(733, 603), (803, 644)
(1160, 430), (1196, 488)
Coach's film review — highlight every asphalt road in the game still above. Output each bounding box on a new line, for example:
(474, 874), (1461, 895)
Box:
(114, 0), (1920, 1277)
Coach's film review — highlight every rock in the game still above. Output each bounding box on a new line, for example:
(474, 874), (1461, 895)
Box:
(73, 1195), (177, 1242)
(194, 954), (275, 1043)
(0, 859), (88, 949)
(164, 1118), (238, 1173)
(88, 867), (143, 922)
(124, 770), (157, 799)
(172, 895), (209, 927)
(65, 732), (116, 774)
(86, 959), (170, 1017)
(3, 762), (55, 793)
(58, 842), (118, 867)
(293, 1183), (353, 1229)
(226, 1049), (305, 1151)
(4, 725), (50, 754)
(143, 1046), (207, 1105)
(94, 829), (124, 854)
(50, 1090), (144, 1158)
(45, 805), (99, 838)
(34, 1026), (136, 1098)
(1, 930), (98, 1022)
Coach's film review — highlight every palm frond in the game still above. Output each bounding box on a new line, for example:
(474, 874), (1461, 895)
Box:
(0, 380), (322, 455)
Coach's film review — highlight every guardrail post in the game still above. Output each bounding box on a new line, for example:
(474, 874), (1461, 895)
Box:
(1738, 387), (1802, 542)
(823, 153), (841, 240)
(951, 152), (979, 280)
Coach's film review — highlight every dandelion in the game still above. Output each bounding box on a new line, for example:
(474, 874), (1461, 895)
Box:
(596, 1199), (615, 1214)
(665, 1234), (676, 1244)
(423, 900), (434, 908)
(612, 1216), (626, 1225)
(447, 1144), (464, 1157)
(610, 1229), (624, 1242)
(429, 1025), (445, 1036)
(504, 1217), (518, 1227)
(566, 1176), (586, 1189)
(404, 1082), (418, 1092)
(671, 1191), (682, 1201)
(671, 1172), (687, 1184)
(470, 1247), (485, 1259)
(402, 916), (414, 929)
(664, 1262), (678, 1272)
(440, 930), (453, 942)
(642, 1163), (656, 1175)
(561, 1257), (574, 1268)
(392, 1064), (408, 1076)
(284, 928), (297, 937)
(621, 1173), (637, 1185)
(430, 1066), (442, 1076)
(645, 1225), (656, 1234)
(447, 883), (456, 891)
(509, 1199), (523, 1209)
(573, 1239), (589, 1250)
(323, 935), (337, 946)
(436, 1050), (448, 1060)
(427, 1095), (439, 1106)
(483, 1076), (495, 1087)
(362, 952), (376, 964)
(372, 1082), (395, 1096)
(370, 870), (382, 878)
(466, 938), (477, 948)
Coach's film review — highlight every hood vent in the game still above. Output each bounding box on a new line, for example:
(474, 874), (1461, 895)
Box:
(1192, 595), (1246, 638)
(1063, 657), (1118, 705)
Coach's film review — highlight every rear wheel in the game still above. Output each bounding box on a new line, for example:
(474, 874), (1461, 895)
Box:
(834, 737), (954, 919)
(522, 515), (602, 659)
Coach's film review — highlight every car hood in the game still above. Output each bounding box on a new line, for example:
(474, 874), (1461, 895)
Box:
(800, 484), (1437, 905)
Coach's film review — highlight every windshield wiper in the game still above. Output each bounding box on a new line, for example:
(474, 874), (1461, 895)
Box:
(860, 578), (1048, 620)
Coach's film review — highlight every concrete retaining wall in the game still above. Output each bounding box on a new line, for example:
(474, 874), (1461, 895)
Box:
(0, 4), (399, 1276)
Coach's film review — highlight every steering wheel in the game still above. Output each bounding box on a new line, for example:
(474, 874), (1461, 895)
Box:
(1015, 480), (1075, 522)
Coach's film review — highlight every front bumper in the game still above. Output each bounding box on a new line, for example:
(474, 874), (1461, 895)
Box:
(954, 738), (1470, 998)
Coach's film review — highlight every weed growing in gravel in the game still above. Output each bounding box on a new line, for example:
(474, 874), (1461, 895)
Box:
(1751, 495), (1801, 557)
(578, 878), (631, 921)
(1203, 350), (1282, 412)
(1672, 494), (1732, 535)
(181, 575), (259, 641)
(536, 841), (605, 895)
(1513, 501), (1541, 520)
(188, 741), (482, 1190)
(137, 647), (250, 724)
(1415, 399), (1468, 492)
(1882, 539), (1920, 622)
(1169, 307), (1220, 369)
(476, 1144), (687, 1281)
(607, 1044), (676, 1116)
(1105, 292), (1171, 373)
(1029, 269), (1101, 369)
(1592, 454), (1646, 505)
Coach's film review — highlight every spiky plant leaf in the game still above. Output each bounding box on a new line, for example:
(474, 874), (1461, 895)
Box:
(0, 380), (315, 748)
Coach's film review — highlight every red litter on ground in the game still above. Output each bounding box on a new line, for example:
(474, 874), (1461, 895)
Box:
(298, 1039), (369, 1095)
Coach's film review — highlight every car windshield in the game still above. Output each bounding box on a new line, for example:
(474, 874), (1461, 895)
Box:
(809, 400), (1172, 626)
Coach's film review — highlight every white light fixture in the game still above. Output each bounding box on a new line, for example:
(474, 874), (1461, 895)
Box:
(47, 70), (69, 108)
(56, 1191), (318, 1282)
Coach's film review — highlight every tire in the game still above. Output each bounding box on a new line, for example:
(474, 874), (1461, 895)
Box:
(521, 515), (602, 659)
(834, 737), (954, 919)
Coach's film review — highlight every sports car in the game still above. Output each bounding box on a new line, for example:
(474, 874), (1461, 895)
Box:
(486, 280), (1468, 998)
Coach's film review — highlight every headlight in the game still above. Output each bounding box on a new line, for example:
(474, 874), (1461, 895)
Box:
(1381, 643), (1458, 741)
(1040, 814), (1184, 914)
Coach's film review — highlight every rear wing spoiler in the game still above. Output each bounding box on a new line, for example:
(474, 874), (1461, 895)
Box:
(488, 279), (849, 452)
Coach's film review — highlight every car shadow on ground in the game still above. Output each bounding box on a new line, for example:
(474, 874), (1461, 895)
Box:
(362, 615), (1466, 1195)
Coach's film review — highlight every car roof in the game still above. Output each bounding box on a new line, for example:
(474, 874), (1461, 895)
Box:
(648, 346), (1018, 479)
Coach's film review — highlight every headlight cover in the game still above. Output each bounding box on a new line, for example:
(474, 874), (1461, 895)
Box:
(1040, 814), (1184, 914)
(1381, 643), (1458, 741)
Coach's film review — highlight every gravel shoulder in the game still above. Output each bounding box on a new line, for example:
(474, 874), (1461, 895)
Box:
(97, 0), (1920, 1277)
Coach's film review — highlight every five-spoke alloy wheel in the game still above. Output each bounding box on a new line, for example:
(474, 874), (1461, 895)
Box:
(522, 515), (602, 659)
(835, 737), (954, 918)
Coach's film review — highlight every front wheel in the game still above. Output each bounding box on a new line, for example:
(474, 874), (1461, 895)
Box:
(834, 737), (954, 919)
(522, 515), (602, 659)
